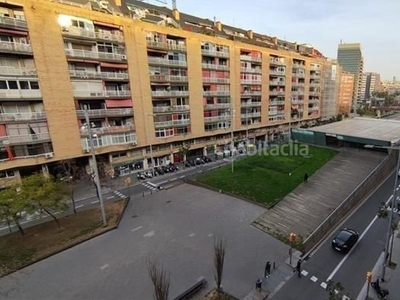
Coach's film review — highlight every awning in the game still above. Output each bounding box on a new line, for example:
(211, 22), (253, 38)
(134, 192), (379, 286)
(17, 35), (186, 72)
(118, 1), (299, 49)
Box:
(0, 28), (28, 36)
(105, 99), (133, 108)
(147, 49), (168, 55)
(100, 62), (128, 69)
(240, 48), (252, 53)
(93, 21), (120, 29)
(67, 58), (99, 64)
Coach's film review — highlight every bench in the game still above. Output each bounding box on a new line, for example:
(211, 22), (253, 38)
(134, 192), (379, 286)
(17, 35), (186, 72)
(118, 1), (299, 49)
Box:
(173, 276), (207, 300)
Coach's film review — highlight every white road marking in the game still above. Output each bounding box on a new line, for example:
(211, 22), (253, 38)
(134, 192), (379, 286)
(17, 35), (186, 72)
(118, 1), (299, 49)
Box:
(179, 175), (186, 179)
(100, 264), (109, 270)
(91, 200), (99, 204)
(320, 282), (327, 289)
(189, 233), (195, 237)
(143, 230), (155, 237)
(208, 233), (214, 237)
(76, 204), (84, 209)
(107, 196), (115, 199)
(131, 226), (143, 232)
(197, 170), (203, 173)
(310, 276), (318, 282)
(170, 177), (178, 181)
(301, 270), (308, 276)
(158, 180), (168, 185)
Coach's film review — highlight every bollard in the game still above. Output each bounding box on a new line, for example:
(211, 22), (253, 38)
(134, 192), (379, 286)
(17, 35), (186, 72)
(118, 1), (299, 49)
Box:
(151, 190), (152, 194)
(142, 192), (144, 197)
(273, 262), (276, 270)
(255, 278), (262, 292)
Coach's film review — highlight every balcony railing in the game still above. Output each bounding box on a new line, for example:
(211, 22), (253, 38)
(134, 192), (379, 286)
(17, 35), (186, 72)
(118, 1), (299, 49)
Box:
(269, 70), (286, 76)
(0, 66), (37, 76)
(171, 105), (190, 112)
(204, 115), (231, 122)
(69, 70), (129, 80)
(201, 63), (229, 70)
(308, 99), (320, 104)
(0, 133), (51, 145)
(148, 57), (187, 67)
(81, 132), (136, 151)
(241, 67), (262, 74)
(241, 79), (262, 85)
(154, 120), (173, 128)
(309, 91), (320, 96)
(0, 112), (46, 122)
(310, 65), (321, 71)
(240, 55), (262, 63)
(309, 106), (319, 111)
(309, 82), (320, 87)
(269, 90), (285, 96)
(169, 75), (188, 82)
(62, 27), (125, 43)
(0, 16), (28, 29)
(65, 49), (126, 61)
(147, 41), (186, 51)
(204, 103), (231, 110)
(241, 112), (261, 118)
(310, 74), (321, 79)
(268, 110), (278, 116)
(269, 80), (285, 86)
(241, 102), (262, 107)
(269, 100), (285, 105)
(241, 91), (262, 96)
(201, 49), (229, 57)
(76, 108), (133, 118)
(270, 58), (285, 66)
(173, 119), (190, 126)
(292, 73), (305, 78)
(73, 90), (105, 97)
(0, 42), (32, 54)
(81, 124), (135, 136)
(291, 100), (304, 104)
(0, 89), (42, 99)
(291, 82), (305, 86)
(203, 91), (230, 96)
(291, 91), (304, 95)
(152, 90), (189, 97)
(203, 77), (230, 84)
(105, 90), (131, 97)
(153, 106), (171, 113)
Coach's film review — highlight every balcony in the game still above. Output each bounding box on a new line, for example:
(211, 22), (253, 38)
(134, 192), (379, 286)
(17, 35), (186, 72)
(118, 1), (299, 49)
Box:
(291, 99), (304, 105)
(309, 82), (320, 87)
(270, 58), (285, 66)
(202, 63), (229, 71)
(0, 66), (37, 76)
(291, 82), (305, 87)
(173, 119), (190, 126)
(171, 105), (190, 112)
(269, 80), (285, 86)
(240, 55), (262, 63)
(81, 124), (135, 136)
(0, 112), (46, 123)
(201, 49), (229, 58)
(153, 106), (171, 113)
(269, 100), (285, 105)
(147, 41), (186, 51)
(204, 115), (231, 123)
(310, 65), (321, 71)
(65, 49), (126, 61)
(269, 90), (285, 96)
(152, 90), (189, 97)
(241, 102), (261, 107)
(0, 16), (28, 29)
(204, 103), (231, 110)
(0, 89), (42, 99)
(203, 91), (230, 96)
(310, 74), (320, 79)
(241, 90), (262, 96)
(63, 27), (125, 43)
(73, 90), (105, 98)
(241, 112), (261, 118)
(81, 132), (136, 151)
(292, 72), (305, 78)
(241, 79), (261, 85)
(0, 133), (51, 146)
(154, 120), (173, 128)
(269, 69), (286, 76)
(309, 106), (319, 111)
(268, 110), (278, 116)
(0, 42), (32, 54)
(241, 67), (262, 74)
(309, 91), (320, 97)
(291, 91), (304, 95)
(169, 75), (188, 82)
(76, 108), (133, 118)
(203, 77), (230, 84)
(148, 57), (187, 67)
(69, 70), (129, 80)
(105, 90), (131, 97)
(308, 99), (320, 104)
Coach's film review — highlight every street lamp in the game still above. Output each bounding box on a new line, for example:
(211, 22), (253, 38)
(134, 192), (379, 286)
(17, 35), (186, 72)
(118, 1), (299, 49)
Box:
(147, 113), (156, 177)
(365, 143), (400, 281)
(84, 109), (107, 226)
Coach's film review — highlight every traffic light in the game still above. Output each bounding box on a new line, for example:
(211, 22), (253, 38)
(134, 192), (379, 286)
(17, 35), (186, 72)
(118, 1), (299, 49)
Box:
(366, 271), (372, 283)
(289, 232), (297, 243)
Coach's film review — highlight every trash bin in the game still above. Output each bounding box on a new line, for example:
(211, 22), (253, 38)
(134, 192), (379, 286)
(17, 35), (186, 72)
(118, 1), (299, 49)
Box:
(256, 278), (262, 291)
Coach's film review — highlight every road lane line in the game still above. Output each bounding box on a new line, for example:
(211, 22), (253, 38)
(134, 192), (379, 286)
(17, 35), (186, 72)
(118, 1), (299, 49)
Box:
(208, 233), (214, 237)
(91, 200), (99, 204)
(76, 204), (84, 209)
(143, 230), (155, 237)
(158, 180), (168, 185)
(107, 196), (115, 199)
(179, 175), (186, 179)
(170, 178), (178, 181)
(189, 233), (195, 237)
(100, 264), (109, 270)
(131, 226), (143, 232)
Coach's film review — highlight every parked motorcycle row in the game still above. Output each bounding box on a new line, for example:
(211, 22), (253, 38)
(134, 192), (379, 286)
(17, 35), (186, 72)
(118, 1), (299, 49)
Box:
(184, 156), (212, 168)
(137, 163), (180, 180)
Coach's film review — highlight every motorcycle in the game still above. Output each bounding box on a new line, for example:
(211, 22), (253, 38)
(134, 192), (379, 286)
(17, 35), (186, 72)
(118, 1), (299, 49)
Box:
(371, 278), (389, 299)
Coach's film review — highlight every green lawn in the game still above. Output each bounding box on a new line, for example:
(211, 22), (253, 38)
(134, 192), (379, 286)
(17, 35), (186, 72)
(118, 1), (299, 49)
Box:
(196, 144), (338, 205)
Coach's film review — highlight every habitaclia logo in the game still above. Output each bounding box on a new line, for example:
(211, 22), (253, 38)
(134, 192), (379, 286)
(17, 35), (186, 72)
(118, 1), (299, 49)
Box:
(246, 141), (310, 157)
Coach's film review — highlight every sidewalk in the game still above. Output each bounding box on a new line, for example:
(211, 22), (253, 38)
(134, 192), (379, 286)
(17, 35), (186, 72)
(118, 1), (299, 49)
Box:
(356, 221), (400, 300)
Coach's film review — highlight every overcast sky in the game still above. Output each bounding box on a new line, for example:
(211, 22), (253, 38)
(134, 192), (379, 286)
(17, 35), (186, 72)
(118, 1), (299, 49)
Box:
(157, 0), (399, 81)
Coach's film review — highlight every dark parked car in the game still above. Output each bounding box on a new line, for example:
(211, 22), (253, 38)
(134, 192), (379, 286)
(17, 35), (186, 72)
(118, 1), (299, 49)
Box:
(332, 228), (359, 253)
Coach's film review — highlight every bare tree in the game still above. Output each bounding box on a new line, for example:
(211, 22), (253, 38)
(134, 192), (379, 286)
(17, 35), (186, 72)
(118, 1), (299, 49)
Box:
(214, 236), (226, 298)
(146, 259), (170, 300)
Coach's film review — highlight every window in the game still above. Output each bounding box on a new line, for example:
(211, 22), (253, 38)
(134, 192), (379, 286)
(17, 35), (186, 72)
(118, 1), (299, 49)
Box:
(8, 81), (18, 89)
(30, 81), (39, 89)
(0, 81), (7, 89)
(0, 170), (15, 178)
(20, 81), (29, 89)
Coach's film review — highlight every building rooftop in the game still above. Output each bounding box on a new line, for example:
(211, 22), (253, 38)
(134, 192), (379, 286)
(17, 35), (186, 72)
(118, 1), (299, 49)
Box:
(310, 117), (400, 145)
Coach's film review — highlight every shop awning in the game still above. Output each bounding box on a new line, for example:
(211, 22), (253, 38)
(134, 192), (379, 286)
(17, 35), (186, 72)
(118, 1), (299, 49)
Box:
(0, 28), (28, 36)
(67, 58), (99, 64)
(105, 99), (133, 108)
(100, 62), (128, 69)
(93, 21), (120, 29)
(147, 48), (168, 55)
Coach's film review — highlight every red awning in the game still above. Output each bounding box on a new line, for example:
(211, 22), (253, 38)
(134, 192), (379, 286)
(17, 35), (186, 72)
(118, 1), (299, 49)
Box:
(100, 62), (128, 69)
(147, 49), (168, 55)
(67, 58), (99, 64)
(93, 21), (120, 29)
(105, 99), (133, 108)
(0, 28), (28, 36)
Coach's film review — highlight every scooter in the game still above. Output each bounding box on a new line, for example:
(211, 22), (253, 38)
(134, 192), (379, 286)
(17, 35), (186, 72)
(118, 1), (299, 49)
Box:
(371, 278), (389, 299)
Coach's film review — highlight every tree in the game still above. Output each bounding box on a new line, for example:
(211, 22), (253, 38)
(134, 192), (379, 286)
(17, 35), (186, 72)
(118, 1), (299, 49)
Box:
(146, 259), (170, 300)
(326, 281), (348, 300)
(214, 236), (226, 298)
(178, 142), (191, 162)
(378, 202), (399, 266)
(19, 174), (68, 229)
(336, 114), (343, 121)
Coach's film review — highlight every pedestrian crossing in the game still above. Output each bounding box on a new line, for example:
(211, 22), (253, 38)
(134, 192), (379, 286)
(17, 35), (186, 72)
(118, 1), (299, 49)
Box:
(142, 181), (158, 191)
(109, 189), (128, 199)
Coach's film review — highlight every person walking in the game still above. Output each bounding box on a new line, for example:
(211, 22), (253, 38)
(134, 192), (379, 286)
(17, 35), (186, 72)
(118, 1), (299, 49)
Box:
(264, 261), (271, 278)
(304, 173), (309, 183)
(296, 259), (302, 278)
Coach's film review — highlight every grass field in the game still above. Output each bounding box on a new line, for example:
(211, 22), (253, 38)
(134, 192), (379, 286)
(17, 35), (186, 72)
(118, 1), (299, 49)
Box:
(196, 144), (338, 205)
(0, 199), (126, 277)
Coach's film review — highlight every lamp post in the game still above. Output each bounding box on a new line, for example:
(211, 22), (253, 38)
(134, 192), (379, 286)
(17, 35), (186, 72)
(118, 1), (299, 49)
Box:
(365, 144), (400, 281)
(84, 109), (107, 226)
(147, 113), (156, 177)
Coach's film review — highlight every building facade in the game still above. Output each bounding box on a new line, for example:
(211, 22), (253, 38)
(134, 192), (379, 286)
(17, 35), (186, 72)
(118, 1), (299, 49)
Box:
(337, 43), (364, 106)
(338, 72), (355, 114)
(320, 60), (341, 119)
(0, 0), (339, 186)
(360, 72), (381, 103)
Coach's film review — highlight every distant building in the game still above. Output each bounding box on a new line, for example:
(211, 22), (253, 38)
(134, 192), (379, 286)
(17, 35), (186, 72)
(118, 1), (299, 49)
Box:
(337, 43), (364, 106)
(360, 72), (381, 103)
(338, 72), (355, 114)
(320, 60), (341, 118)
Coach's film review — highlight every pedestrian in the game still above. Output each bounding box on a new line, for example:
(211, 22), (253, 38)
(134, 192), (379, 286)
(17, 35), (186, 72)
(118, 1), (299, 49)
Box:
(304, 173), (309, 183)
(296, 259), (302, 278)
(264, 261), (271, 278)
(256, 278), (262, 292)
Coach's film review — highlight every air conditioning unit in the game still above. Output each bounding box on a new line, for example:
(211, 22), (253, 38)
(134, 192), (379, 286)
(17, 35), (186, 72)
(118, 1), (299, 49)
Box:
(132, 141), (137, 146)
(44, 153), (54, 159)
(121, 55), (127, 60)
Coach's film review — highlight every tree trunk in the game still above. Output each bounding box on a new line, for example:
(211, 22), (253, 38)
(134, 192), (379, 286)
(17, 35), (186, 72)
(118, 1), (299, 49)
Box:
(69, 182), (76, 214)
(42, 206), (61, 228)
(13, 217), (24, 235)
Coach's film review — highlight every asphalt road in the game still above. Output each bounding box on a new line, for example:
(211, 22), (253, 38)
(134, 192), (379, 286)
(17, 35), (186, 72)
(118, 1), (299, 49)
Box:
(272, 172), (399, 300)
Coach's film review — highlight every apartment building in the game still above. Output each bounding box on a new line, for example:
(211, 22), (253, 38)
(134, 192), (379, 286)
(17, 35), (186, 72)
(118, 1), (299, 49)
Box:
(360, 72), (381, 103)
(0, 0), (338, 186)
(320, 60), (341, 118)
(338, 71), (355, 114)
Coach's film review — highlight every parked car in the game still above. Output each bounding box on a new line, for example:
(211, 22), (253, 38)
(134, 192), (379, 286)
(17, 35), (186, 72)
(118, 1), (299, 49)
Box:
(332, 228), (359, 253)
